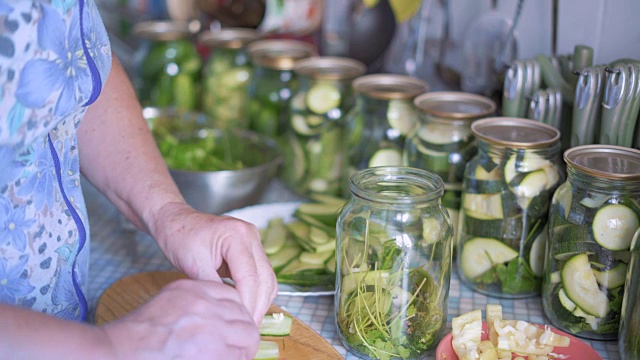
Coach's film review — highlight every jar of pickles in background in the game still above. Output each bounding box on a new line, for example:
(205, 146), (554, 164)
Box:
(542, 145), (640, 341)
(247, 39), (315, 138)
(282, 57), (366, 197)
(404, 92), (496, 238)
(347, 74), (429, 173)
(134, 21), (201, 111)
(336, 167), (453, 359)
(620, 229), (640, 359)
(198, 28), (261, 129)
(457, 118), (563, 298)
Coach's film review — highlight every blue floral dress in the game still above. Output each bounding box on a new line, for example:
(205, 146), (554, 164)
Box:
(0, 0), (111, 321)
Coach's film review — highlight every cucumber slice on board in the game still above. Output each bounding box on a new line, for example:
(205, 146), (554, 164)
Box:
(528, 226), (548, 277)
(306, 83), (341, 114)
(462, 193), (504, 220)
(259, 314), (293, 336)
(386, 99), (417, 135)
(592, 204), (640, 250)
(593, 262), (627, 289)
(254, 340), (280, 359)
(561, 253), (609, 318)
(368, 148), (402, 167)
(460, 237), (519, 279)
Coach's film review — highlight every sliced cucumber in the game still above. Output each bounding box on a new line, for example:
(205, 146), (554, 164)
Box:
(558, 288), (577, 312)
(386, 99), (417, 135)
(462, 193), (504, 220)
(279, 259), (325, 275)
(549, 271), (561, 284)
(306, 83), (341, 114)
(474, 164), (501, 181)
(253, 340), (280, 360)
(592, 204), (640, 251)
(368, 148), (402, 167)
(259, 313), (293, 336)
(551, 182), (573, 220)
(285, 221), (309, 242)
(572, 307), (600, 331)
(268, 247), (301, 270)
(325, 254), (336, 274)
(460, 237), (519, 279)
(295, 202), (341, 226)
(528, 226), (548, 277)
(561, 253), (609, 318)
(512, 170), (548, 199)
(299, 250), (334, 265)
(263, 218), (287, 255)
(309, 226), (331, 244)
(580, 193), (610, 209)
(593, 262), (627, 289)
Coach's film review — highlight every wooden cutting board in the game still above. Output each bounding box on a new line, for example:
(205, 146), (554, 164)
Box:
(95, 271), (343, 360)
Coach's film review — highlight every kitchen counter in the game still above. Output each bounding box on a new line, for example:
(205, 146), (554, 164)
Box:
(84, 179), (617, 359)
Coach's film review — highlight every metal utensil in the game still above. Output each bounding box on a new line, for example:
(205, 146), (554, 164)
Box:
(572, 66), (605, 146)
(618, 63), (640, 147)
(528, 89), (548, 123)
(502, 61), (526, 117)
(600, 64), (630, 145)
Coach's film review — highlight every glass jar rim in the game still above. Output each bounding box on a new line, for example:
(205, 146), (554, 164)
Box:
(197, 28), (262, 49)
(414, 91), (496, 120)
(353, 74), (429, 100)
(134, 20), (192, 41)
(349, 166), (444, 204)
(294, 56), (366, 80)
(247, 39), (316, 70)
(472, 117), (560, 149)
(564, 145), (640, 181)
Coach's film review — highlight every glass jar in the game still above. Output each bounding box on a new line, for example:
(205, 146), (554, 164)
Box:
(134, 21), (201, 111)
(457, 118), (563, 298)
(198, 28), (261, 129)
(336, 167), (453, 359)
(347, 74), (429, 174)
(282, 57), (366, 197)
(404, 92), (496, 239)
(542, 146), (640, 341)
(247, 39), (315, 138)
(620, 229), (640, 359)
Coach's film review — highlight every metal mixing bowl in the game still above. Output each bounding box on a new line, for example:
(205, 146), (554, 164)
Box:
(144, 107), (282, 214)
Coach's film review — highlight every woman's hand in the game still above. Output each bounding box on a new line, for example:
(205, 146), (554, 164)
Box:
(149, 202), (277, 325)
(103, 278), (260, 359)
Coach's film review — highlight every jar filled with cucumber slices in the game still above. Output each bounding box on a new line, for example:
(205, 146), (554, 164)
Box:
(198, 28), (261, 129)
(247, 39), (315, 138)
(134, 21), (201, 111)
(346, 74), (429, 175)
(336, 167), (453, 359)
(282, 57), (366, 197)
(457, 118), (563, 299)
(619, 229), (640, 358)
(542, 145), (640, 341)
(405, 92), (496, 241)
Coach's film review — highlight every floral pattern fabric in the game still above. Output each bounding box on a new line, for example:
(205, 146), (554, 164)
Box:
(0, 0), (111, 321)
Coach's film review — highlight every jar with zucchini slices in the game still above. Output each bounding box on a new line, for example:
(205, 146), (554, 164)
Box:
(336, 167), (453, 359)
(283, 57), (366, 197)
(198, 28), (261, 129)
(346, 74), (429, 175)
(457, 118), (563, 299)
(405, 92), (496, 241)
(542, 145), (640, 341)
(134, 21), (201, 111)
(620, 229), (640, 358)
(247, 39), (315, 138)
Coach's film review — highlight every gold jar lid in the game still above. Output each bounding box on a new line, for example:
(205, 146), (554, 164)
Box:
(247, 39), (316, 70)
(564, 145), (640, 180)
(352, 74), (429, 100)
(197, 28), (262, 49)
(471, 117), (560, 149)
(414, 91), (496, 121)
(293, 57), (366, 80)
(133, 21), (192, 41)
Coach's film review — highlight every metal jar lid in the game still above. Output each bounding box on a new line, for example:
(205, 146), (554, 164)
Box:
(133, 21), (192, 41)
(564, 145), (640, 180)
(471, 117), (560, 149)
(414, 91), (496, 121)
(352, 74), (429, 100)
(197, 28), (262, 49)
(293, 57), (366, 81)
(247, 39), (316, 70)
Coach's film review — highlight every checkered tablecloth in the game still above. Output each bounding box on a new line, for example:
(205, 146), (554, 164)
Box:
(83, 180), (618, 360)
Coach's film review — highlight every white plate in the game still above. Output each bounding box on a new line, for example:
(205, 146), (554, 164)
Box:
(224, 202), (335, 297)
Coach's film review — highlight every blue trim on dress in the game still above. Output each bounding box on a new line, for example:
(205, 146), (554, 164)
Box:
(47, 134), (88, 321)
(78, 0), (102, 106)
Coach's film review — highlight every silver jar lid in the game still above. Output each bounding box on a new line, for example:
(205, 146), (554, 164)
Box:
(564, 145), (640, 180)
(294, 56), (366, 80)
(352, 74), (429, 100)
(414, 91), (496, 120)
(197, 28), (262, 49)
(133, 20), (192, 41)
(247, 39), (316, 70)
(471, 117), (560, 149)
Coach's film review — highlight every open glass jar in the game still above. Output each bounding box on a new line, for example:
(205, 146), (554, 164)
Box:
(457, 118), (563, 298)
(198, 28), (261, 129)
(404, 92), (496, 239)
(542, 146), (640, 341)
(134, 21), (201, 111)
(620, 229), (640, 359)
(247, 39), (315, 138)
(336, 167), (453, 359)
(346, 74), (429, 174)
(282, 57), (366, 197)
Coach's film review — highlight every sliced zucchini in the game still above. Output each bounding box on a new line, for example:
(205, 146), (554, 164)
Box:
(291, 114), (322, 136)
(309, 193), (346, 207)
(528, 226), (548, 277)
(299, 250), (334, 265)
(253, 340), (280, 360)
(460, 237), (519, 279)
(308, 226), (331, 244)
(579, 193), (610, 208)
(558, 288), (577, 312)
(512, 170), (548, 199)
(295, 202), (341, 226)
(549, 271), (561, 284)
(462, 193), (504, 220)
(593, 262), (627, 289)
(572, 307), (600, 331)
(306, 83), (341, 114)
(592, 204), (640, 251)
(474, 164), (501, 181)
(368, 148), (402, 167)
(561, 253), (609, 318)
(386, 99), (417, 135)
(552, 182), (573, 220)
(279, 259), (325, 275)
(325, 254), (336, 274)
(259, 313), (293, 336)
(267, 247), (301, 270)
(263, 218), (287, 255)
